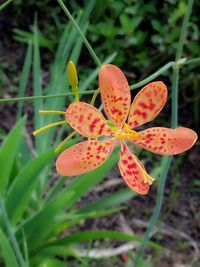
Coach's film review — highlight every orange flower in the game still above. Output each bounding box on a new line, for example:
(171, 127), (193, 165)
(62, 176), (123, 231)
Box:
(56, 64), (197, 195)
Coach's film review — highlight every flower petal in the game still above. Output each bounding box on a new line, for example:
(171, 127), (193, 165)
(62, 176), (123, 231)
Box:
(128, 81), (167, 128)
(99, 64), (131, 127)
(132, 127), (197, 155)
(66, 102), (113, 138)
(56, 140), (115, 176)
(118, 141), (154, 195)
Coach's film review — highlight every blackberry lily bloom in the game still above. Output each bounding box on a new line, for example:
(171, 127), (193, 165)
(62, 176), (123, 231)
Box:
(56, 64), (197, 195)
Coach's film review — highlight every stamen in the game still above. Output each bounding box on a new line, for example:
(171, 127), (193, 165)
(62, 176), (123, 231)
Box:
(90, 88), (100, 106)
(39, 110), (66, 115)
(33, 120), (67, 136)
(116, 123), (142, 141)
(55, 131), (76, 153)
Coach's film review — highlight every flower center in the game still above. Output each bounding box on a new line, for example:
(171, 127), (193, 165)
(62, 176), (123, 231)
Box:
(115, 123), (142, 141)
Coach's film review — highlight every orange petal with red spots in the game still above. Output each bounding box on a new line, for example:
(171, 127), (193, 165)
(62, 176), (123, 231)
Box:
(56, 140), (115, 176)
(99, 64), (131, 127)
(66, 102), (114, 138)
(128, 81), (167, 128)
(132, 127), (197, 155)
(118, 141), (153, 195)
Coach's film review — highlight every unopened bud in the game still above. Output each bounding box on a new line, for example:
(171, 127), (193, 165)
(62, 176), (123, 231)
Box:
(67, 60), (78, 88)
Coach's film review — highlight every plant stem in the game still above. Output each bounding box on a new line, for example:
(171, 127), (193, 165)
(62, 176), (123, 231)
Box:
(0, 90), (96, 103)
(172, 0), (194, 128)
(134, 156), (172, 265)
(183, 57), (200, 66)
(0, 0), (13, 10)
(135, 0), (195, 265)
(1, 56), (199, 104)
(130, 61), (174, 90)
(171, 68), (180, 128)
(175, 0), (195, 61)
(57, 0), (101, 67)
(0, 198), (26, 267)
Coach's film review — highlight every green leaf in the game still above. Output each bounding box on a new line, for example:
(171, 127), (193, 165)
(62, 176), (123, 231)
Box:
(36, 246), (84, 263)
(0, 117), (26, 195)
(13, 28), (55, 50)
(17, 42), (32, 119)
(37, 258), (66, 267)
(79, 188), (136, 213)
(0, 229), (20, 267)
(63, 149), (119, 209)
(48, 230), (160, 251)
(33, 17), (44, 154)
(6, 148), (56, 224)
(50, 208), (120, 232)
(20, 190), (74, 249)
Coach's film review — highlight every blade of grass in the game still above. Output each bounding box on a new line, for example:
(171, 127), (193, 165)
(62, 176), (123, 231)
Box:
(79, 188), (136, 214)
(48, 230), (160, 251)
(0, 0), (13, 11)
(36, 246), (85, 263)
(50, 208), (121, 232)
(6, 148), (56, 224)
(57, 0), (101, 67)
(0, 198), (26, 267)
(63, 148), (119, 209)
(0, 228), (20, 267)
(33, 16), (44, 154)
(0, 117), (26, 195)
(17, 43), (32, 119)
(17, 191), (74, 250)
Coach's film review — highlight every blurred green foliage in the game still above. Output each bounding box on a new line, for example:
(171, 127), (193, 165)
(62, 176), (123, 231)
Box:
(0, 0), (199, 266)
(88, 0), (199, 71)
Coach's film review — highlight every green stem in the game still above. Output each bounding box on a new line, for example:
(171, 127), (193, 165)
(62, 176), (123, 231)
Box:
(0, 90), (96, 103)
(172, 0), (194, 128)
(183, 57), (200, 66)
(57, 0), (101, 67)
(0, 198), (26, 267)
(0, 0), (13, 10)
(130, 61), (174, 90)
(175, 0), (195, 61)
(135, 0), (195, 265)
(171, 68), (180, 128)
(135, 156), (172, 265)
(1, 56), (200, 104)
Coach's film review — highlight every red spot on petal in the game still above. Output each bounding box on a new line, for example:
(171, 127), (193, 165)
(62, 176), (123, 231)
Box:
(128, 163), (137, 169)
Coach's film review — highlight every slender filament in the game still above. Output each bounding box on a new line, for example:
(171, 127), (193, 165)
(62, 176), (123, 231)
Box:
(90, 88), (100, 106)
(55, 131), (76, 153)
(39, 110), (66, 115)
(33, 120), (67, 136)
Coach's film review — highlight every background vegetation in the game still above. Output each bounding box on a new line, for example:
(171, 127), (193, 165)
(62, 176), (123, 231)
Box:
(0, 0), (199, 266)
